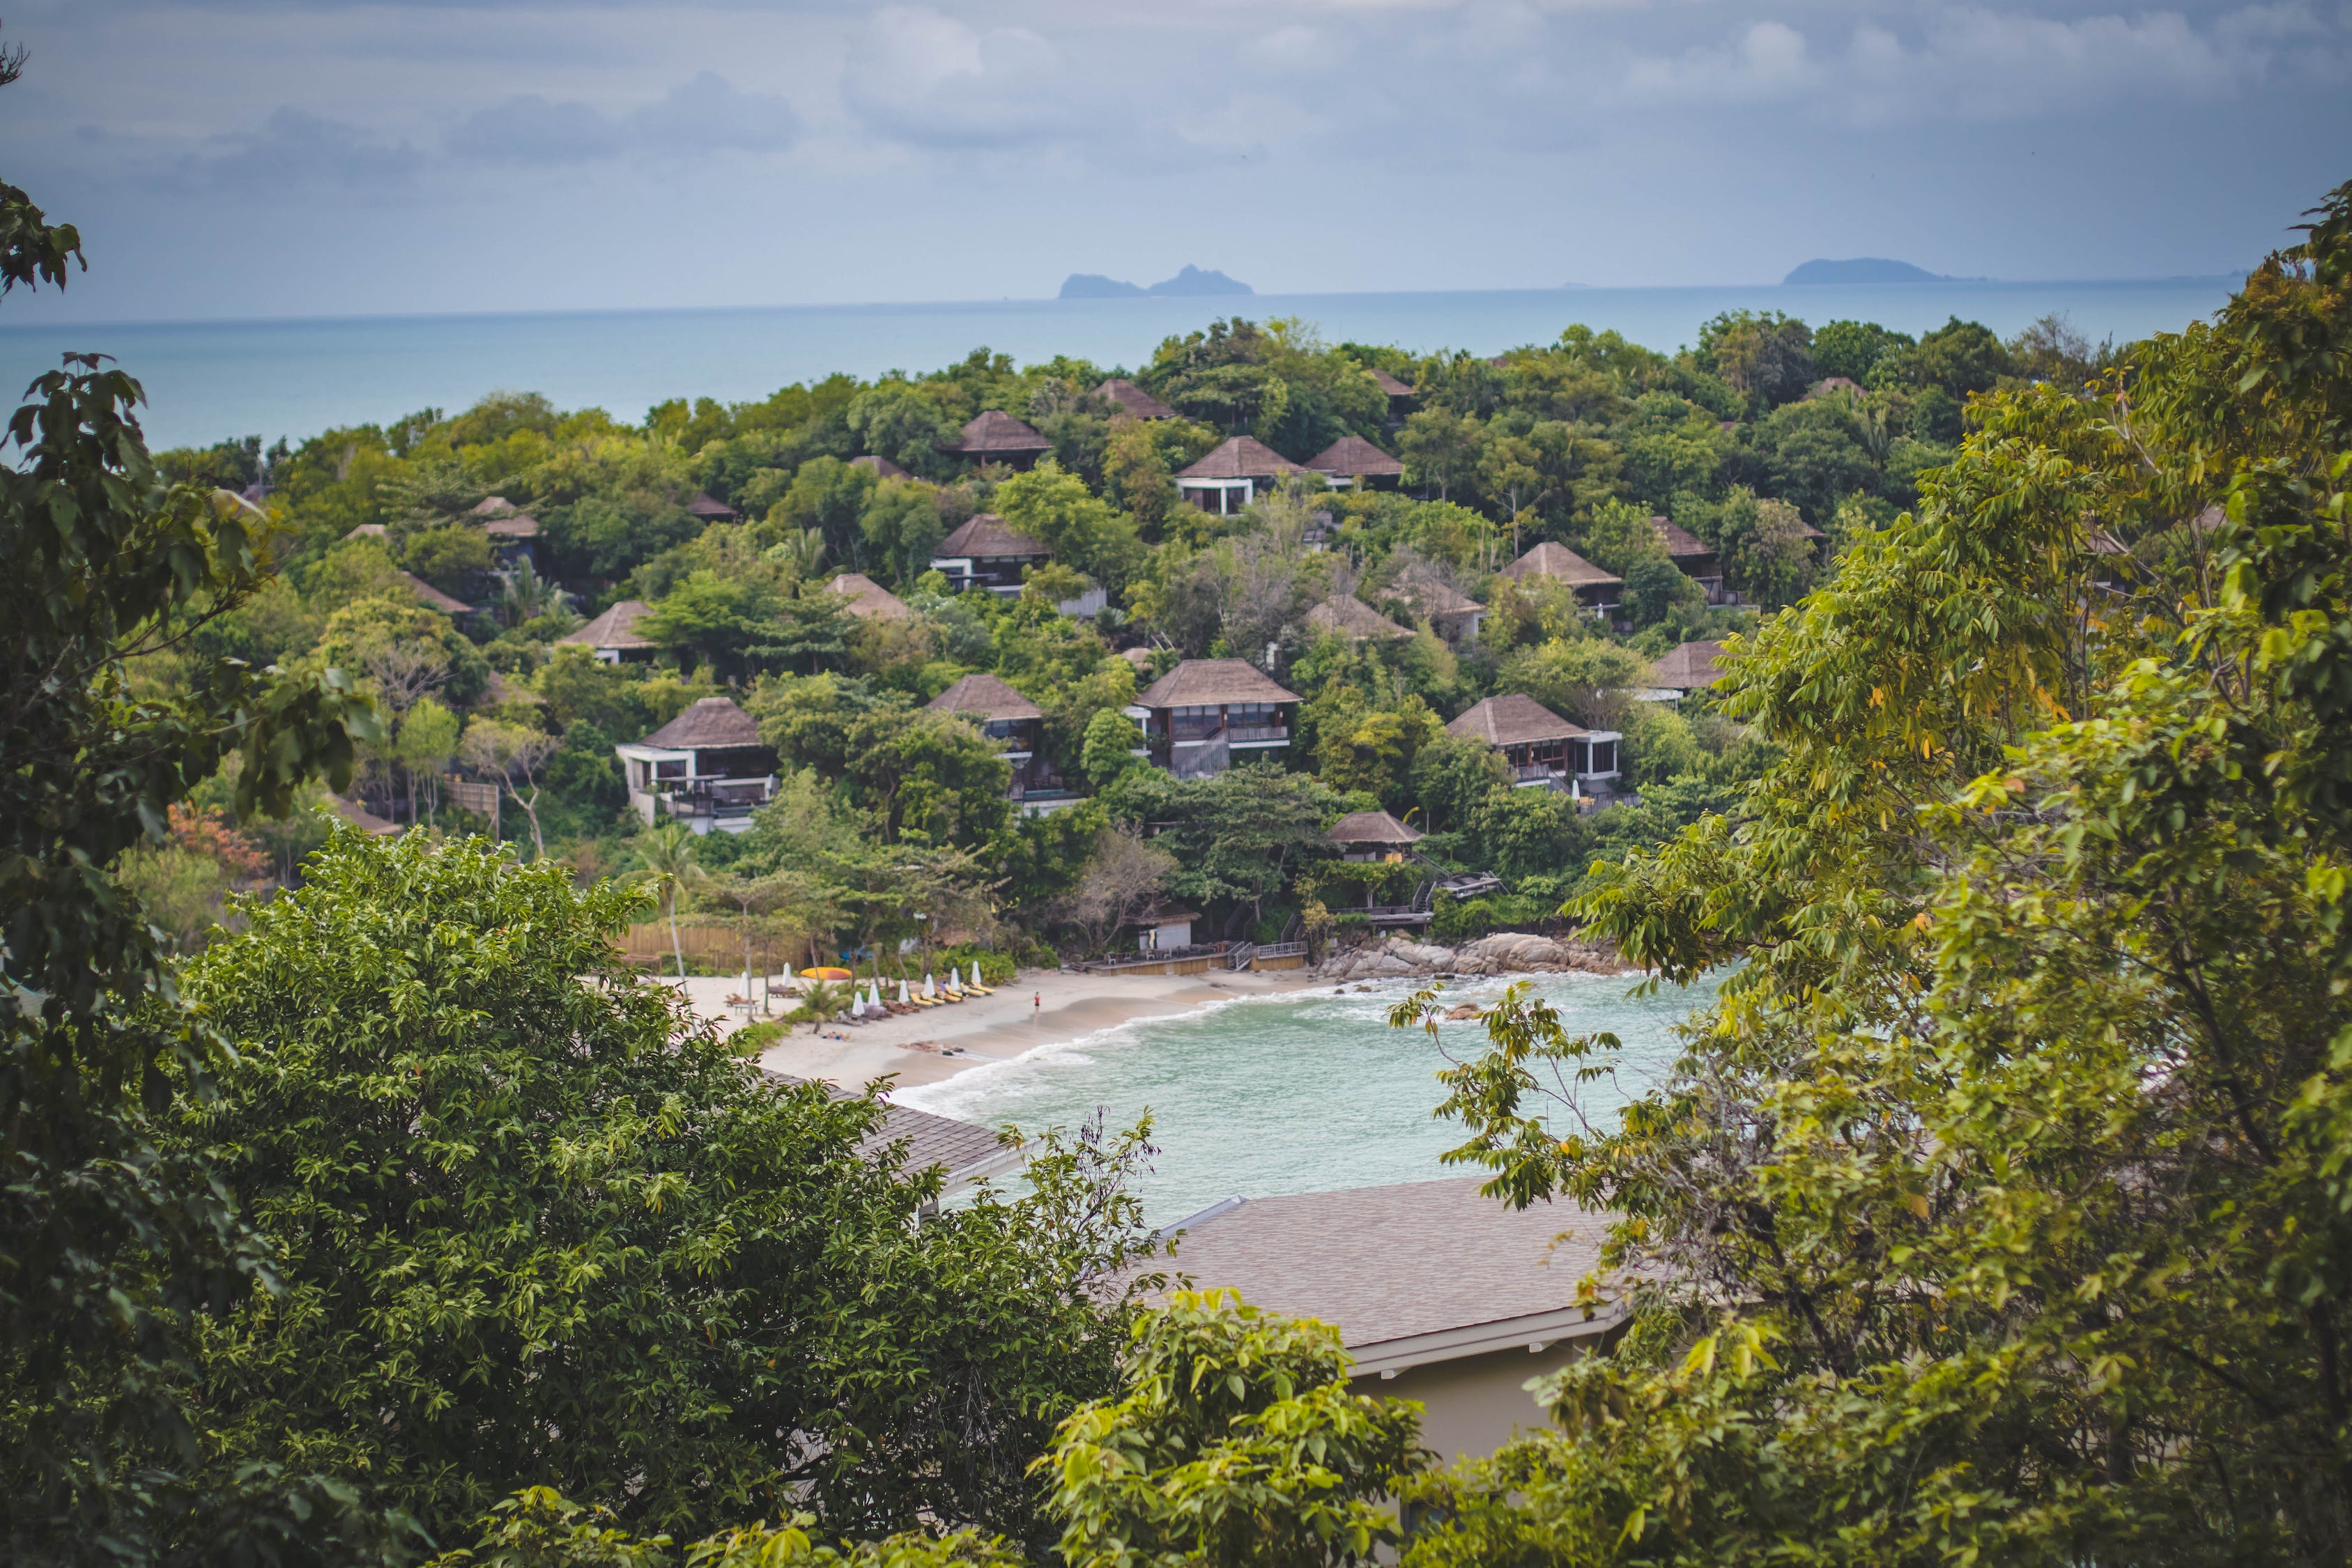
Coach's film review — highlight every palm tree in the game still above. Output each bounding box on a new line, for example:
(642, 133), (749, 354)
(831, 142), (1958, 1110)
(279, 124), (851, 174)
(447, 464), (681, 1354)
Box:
(629, 819), (700, 978)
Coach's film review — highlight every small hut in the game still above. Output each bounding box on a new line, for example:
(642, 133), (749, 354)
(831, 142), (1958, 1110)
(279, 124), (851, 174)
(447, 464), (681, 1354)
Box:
(1647, 516), (1725, 602)
(1499, 541), (1622, 612)
(1328, 809), (1422, 863)
(1648, 640), (1728, 700)
(1305, 596), (1412, 644)
(851, 454), (914, 482)
(1447, 694), (1620, 796)
(686, 491), (739, 523)
(558, 599), (656, 664)
(928, 514), (1051, 594)
(941, 410), (1052, 470)
(1174, 436), (1309, 516)
(827, 572), (912, 622)
(1094, 378), (1176, 420)
(1304, 435), (1404, 491)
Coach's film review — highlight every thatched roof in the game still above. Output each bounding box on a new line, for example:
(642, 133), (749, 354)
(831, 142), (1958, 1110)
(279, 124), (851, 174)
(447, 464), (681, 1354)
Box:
(344, 523), (387, 540)
(828, 572), (912, 622)
(1650, 640), (1728, 691)
(1329, 809), (1422, 847)
(1806, 376), (1866, 400)
(1500, 541), (1622, 588)
(334, 795), (400, 836)
(1306, 595), (1411, 642)
(946, 410), (1051, 458)
(686, 491), (738, 519)
(640, 696), (762, 751)
(1392, 574), (1482, 619)
(399, 571), (473, 615)
(1130, 899), (1199, 926)
(935, 514), (1049, 560)
(852, 454), (913, 482)
(559, 599), (655, 651)
(1447, 694), (1586, 748)
(1176, 436), (1308, 482)
(928, 672), (1044, 723)
(482, 512), (540, 540)
(1369, 367), (1415, 398)
(1135, 659), (1300, 708)
(1647, 516), (1712, 560)
(1096, 378), (1176, 419)
(1305, 435), (1404, 479)
(470, 496), (520, 518)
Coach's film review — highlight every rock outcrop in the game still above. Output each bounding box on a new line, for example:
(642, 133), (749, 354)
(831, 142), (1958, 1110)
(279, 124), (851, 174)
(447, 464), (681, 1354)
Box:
(1308, 932), (1628, 982)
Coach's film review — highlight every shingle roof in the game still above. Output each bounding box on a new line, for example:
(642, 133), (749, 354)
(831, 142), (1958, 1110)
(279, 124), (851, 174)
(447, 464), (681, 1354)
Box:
(1391, 574), (1482, 618)
(640, 695), (762, 750)
(399, 571), (473, 615)
(334, 795), (400, 836)
(1650, 640), (1728, 691)
(946, 410), (1052, 457)
(766, 1072), (1022, 1191)
(1132, 898), (1199, 925)
(1135, 658), (1300, 708)
(827, 572), (912, 622)
(1806, 376), (1866, 400)
(481, 512), (541, 540)
(1500, 541), (1622, 588)
(851, 454), (913, 482)
(1306, 595), (1411, 642)
(1155, 1177), (1627, 1351)
(1328, 809), (1422, 846)
(559, 599), (655, 651)
(935, 513), (1050, 560)
(1647, 516), (1712, 560)
(686, 491), (738, 519)
(469, 496), (520, 518)
(928, 671), (1044, 723)
(1447, 694), (1586, 748)
(1304, 435), (1404, 479)
(1095, 378), (1177, 419)
(344, 523), (388, 540)
(1369, 367), (1415, 398)
(1176, 436), (1309, 482)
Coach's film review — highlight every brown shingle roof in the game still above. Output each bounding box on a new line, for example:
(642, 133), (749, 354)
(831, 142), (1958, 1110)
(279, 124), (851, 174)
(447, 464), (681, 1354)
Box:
(1647, 516), (1711, 560)
(481, 512), (540, 540)
(1304, 434), (1404, 479)
(344, 523), (388, 540)
(1176, 436), (1308, 482)
(469, 496), (520, 518)
(1369, 367), (1415, 398)
(1806, 376), (1866, 400)
(946, 410), (1052, 458)
(1135, 658), (1300, 708)
(334, 795), (400, 836)
(399, 571), (473, 615)
(851, 454), (913, 482)
(686, 491), (738, 519)
(1328, 809), (1422, 846)
(640, 695), (762, 750)
(935, 513), (1049, 560)
(1447, 693), (1586, 748)
(559, 599), (655, 651)
(1500, 541), (1622, 588)
(1306, 595), (1411, 642)
(1095, 378), (1176, 419)
(827, 572), (912, 622)
(1392, 574), (1482, 618)
(928, 671), (1043, 723)
(766, 1072), (1022, 1191)
(1650, 639), (1728, 691)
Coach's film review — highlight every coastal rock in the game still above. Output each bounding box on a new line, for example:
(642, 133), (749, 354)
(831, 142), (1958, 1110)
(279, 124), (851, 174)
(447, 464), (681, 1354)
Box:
(1309, 932), (1629, 981)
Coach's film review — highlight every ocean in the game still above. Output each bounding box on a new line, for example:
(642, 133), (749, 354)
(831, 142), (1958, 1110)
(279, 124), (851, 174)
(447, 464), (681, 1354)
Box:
(0, 278), (2236, 454)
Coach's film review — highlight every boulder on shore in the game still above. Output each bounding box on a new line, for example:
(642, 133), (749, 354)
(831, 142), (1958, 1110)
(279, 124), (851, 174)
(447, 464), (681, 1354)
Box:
(1309, 931), (1627, 982)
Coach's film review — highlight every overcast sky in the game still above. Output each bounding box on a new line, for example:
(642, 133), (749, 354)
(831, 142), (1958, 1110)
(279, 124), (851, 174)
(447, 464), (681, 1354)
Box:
(2, 0), (2346, 323)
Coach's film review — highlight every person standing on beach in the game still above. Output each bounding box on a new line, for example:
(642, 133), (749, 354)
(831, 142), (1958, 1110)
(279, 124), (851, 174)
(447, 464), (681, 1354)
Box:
(1033, 992), (1041, 1023)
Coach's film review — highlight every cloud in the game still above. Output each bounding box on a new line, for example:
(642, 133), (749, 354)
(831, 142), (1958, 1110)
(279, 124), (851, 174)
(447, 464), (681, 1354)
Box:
(169, 107), (424, 192)
(448, 95), (630, 164)
(843, 7), (1085, 148)
(448, 72), (798, 164)
(635, 71), (799, 155)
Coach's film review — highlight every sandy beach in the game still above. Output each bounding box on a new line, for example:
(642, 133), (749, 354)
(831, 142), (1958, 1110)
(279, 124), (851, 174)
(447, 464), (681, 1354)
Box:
(652, 966), (1321, 1094)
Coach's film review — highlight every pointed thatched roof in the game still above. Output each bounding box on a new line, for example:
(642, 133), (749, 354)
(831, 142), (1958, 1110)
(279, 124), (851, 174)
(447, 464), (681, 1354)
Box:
(334, 795), (401, 836)
(686, 491), (738, 520)
(1447, 694), (1586, 748)
(1176, 436), (1308, 482)
(640, 696), (762, 751)
(1500, 541), (1622, 589)
(1304, 435), (1404, 479)
(1391, 573), (1482, 619)
(1650, 640), (1728, 691)
(558, 599), (654, 652)
(828, 572), (912, 622)
(852, 454), (914, 482)
(1328, 809), (1422, 847)
(1369, 367), (1415, 398)
(935, 514), (1049, 560)
(945, 410), (1052, 459)
(1647, 516), (1712, 560)
(399, 571), (473, 615)
(1306, 596), (1411, 642)
(1096, 378), (1176, 419)
(1806, 376), (1866, 401)
(928, 672), (1044, 723)
(1135, 659), (1300, 708)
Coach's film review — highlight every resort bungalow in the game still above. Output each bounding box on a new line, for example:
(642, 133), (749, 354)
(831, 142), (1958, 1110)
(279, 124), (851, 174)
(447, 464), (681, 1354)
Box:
(556, 599), (657, 663)
(1305, 435), (1404, 491)
(1648, 516), (1727, 604)
(686, 490), (739, 523)
(1305, 595), (1412, 645)
(1130, 900), (1198, 953)
(1447, 693), (1621, 797)
(1329, 809), (1421, 862)
(1369, 367), (1416, 429)
(1143, 1178), (1634, 1466)
(1499, 541), (1622, 614)
(850, 454), (914, 482)
(928, 672), (1076, 813)
(941, 410), (1053, 471)
(1094, 378), (1176, 420)
(928, 514), (1051, 595)
(615, 695), (778, 834)
(827, 571), (913, 622)
(1648, 639), (1728, 703)
(1388, 572), (1486, 647)
(1175, 436), (1309, 516)
(399, 571), (476, 619)
(468, 497), (545, 571)
(1125, 659), (1300, 780)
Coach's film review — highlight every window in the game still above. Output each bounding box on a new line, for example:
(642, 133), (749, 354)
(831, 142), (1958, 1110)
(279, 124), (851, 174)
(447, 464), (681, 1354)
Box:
(654, 758), (687, 781)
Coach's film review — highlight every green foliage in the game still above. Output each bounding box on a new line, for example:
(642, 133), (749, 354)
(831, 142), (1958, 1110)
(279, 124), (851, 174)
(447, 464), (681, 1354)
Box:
(1808, 318), (1915, 384)
(1080, 707), (1146, 790)
(994, 461), (1146, 594)
(426, 1487), (1026, 1568)
(1102, 764), (1343, 927)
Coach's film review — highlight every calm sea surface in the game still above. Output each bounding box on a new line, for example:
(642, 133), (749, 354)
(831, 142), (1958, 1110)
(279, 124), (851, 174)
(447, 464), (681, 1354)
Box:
(0, 279), (2233, 454)
(898, 969), (1722, 1228)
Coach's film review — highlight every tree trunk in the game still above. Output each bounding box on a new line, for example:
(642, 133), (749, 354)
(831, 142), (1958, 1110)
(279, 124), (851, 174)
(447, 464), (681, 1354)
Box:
(669, 889), (686, 980)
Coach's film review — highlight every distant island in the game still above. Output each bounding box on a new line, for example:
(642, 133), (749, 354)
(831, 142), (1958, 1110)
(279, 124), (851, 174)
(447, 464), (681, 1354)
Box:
(1783, 257), (1947, 286)
(1059, 264), (1254, 299)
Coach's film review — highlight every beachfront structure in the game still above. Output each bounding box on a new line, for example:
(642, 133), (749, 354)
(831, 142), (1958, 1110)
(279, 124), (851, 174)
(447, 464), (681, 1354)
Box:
(1130, 900), (1198, 952)
(1305, 435), (1405, 491)
(1175, 436), (1309, 516)
(1094, 378), (1176, 420)
(1144, 1177), (1633, 1465)
(1647, 516), (1727, 603)
(827, 571), (913, 622)
(1305, 595), (1412, 645)
(557, 599), (657, 663)
(850, 454), (914, 482)
(927, 672), (1077, 813)
(772, 1072), (1026, 1200)
(615, 696), (778, 834)
(941, 410), (1053, 470)
(1647, 639), (1729, 702)
(1328, 809), (1422, 862)
(928, 514), (1051, 595)
(1387, 572), (1486, 647)
(1499, 541), (1622, 613)
(1447, 693), (1621, 796)
(1125, 659), (1300, 780)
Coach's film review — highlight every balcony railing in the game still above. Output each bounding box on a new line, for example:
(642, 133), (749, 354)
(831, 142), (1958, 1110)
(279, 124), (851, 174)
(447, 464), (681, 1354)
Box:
(1227, 724), (1290, 744)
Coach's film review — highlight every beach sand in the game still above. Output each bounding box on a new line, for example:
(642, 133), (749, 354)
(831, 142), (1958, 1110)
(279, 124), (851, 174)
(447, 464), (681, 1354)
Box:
(652, 967), (1319, 1095)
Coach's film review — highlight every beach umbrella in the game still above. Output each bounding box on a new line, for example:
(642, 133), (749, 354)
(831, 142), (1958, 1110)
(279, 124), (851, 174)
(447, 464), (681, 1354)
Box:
(898, 978), (911, 1005)
(967, 962), (981, 990)
(850, 992), (865, 1020)
(923, 971), (936, 999)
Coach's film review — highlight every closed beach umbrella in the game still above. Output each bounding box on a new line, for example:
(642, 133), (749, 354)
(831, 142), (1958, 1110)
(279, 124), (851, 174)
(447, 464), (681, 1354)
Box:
(924, 971), (936, 998)
(850, 991), (865, 1019)
(967, 962), (981, 990)
(898, 978), (911, 1005)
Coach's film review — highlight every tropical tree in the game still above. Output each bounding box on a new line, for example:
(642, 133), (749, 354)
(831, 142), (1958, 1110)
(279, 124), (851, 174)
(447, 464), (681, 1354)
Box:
(629, 817), (701, 977)
(461, 717), (562, 858)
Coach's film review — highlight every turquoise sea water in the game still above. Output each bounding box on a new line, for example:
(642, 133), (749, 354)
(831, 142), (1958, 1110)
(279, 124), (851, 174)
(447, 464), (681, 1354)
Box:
(0, 279), (2234, 454)
(898, 969), (1722, 1227)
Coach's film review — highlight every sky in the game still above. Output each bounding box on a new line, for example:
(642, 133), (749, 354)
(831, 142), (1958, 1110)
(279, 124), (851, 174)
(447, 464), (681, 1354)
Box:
(2, 0), (2347, 324)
